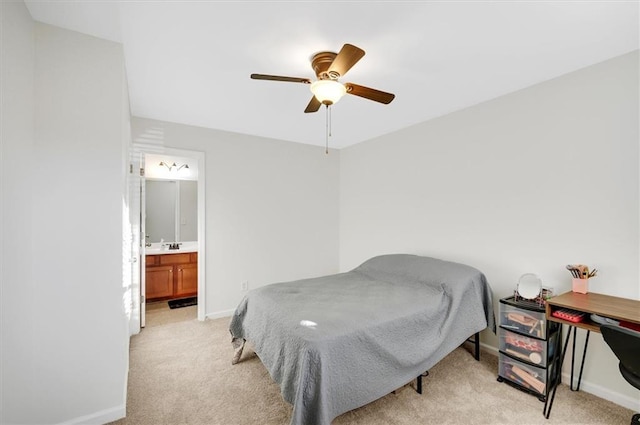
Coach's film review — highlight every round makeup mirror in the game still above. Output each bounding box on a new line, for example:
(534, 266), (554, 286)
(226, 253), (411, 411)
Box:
(517, 273), (542, 300)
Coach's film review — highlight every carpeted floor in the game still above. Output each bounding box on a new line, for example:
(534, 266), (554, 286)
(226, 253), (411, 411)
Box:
(111, 311), (634, 425)
(144, 301), (197, 327)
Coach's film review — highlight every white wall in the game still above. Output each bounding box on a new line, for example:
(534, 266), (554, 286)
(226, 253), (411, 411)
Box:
(131, 118), (340, 317)
(1, 1), (37, 421)
(33, 23), (130, 424)
(340, 51), (639, 409)
(1, 8), (131, 423)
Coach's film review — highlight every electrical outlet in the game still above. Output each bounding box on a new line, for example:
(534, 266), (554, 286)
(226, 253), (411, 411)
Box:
(241, 281), (249, 292)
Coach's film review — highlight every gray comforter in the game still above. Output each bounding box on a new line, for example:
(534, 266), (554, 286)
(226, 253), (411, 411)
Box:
(229, 254), (495, 425)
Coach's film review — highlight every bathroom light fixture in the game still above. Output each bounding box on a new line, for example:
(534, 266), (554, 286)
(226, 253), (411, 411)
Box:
(159, 161), (189, 172)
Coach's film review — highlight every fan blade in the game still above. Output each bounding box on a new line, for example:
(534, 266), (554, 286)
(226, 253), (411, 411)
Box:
(328, 44), (365, 77)
(345, 83), (395, 104)
(250, 74), (312, 84)
(304, 96), (322, 113)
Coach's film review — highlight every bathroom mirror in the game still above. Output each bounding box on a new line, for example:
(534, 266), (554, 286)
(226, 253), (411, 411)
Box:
(145, 179), (197, 243)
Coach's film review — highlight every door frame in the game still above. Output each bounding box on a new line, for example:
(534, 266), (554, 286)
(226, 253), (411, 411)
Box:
(136, 146), (206, 325)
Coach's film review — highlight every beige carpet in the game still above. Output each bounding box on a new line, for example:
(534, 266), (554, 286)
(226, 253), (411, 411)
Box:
(111, 308), (634, 425)
(143, 301), (198, 328)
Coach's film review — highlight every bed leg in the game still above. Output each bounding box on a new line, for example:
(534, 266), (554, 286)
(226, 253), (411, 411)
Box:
(416, 371), (429, 394)
(231, 338), (246, 365)
(474, 331), (480, 361)
(465, 332), (480, 361)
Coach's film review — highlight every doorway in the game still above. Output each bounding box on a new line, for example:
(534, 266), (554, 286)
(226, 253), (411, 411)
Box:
(129, 147), (206, 332)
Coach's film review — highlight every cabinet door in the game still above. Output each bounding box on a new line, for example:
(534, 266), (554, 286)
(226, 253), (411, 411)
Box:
(175, 263), (198, 297)
(146, 265), (174, 300)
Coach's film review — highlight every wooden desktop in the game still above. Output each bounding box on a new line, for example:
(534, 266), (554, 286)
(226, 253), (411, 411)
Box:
(546, 291), (640, 332)
(543, 291), (640, 419)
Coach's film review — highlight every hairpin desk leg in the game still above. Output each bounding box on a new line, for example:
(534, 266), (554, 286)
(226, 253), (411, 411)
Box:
(544, 326), (572, 419)
(570, 329), (590, 391)
(544, 325), (591, 419)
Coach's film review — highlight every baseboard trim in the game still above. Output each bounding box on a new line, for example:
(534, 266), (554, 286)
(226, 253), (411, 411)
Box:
(55, 404), (125, 425)
(560, 371), (640, 412)
(206, 309), (234, 320)
(480, 342), (498, 354)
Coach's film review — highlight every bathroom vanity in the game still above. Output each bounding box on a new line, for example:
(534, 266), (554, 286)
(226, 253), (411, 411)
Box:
(145, 250), (197, 301)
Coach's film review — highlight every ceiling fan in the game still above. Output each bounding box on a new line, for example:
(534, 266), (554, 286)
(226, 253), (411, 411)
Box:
(251, 43), (395, 113)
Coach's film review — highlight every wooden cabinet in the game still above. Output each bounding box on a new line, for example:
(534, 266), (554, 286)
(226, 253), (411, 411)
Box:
(146, 265), (174, 299)
(146, 252), (197, 301)
(176, 262), (198, 297)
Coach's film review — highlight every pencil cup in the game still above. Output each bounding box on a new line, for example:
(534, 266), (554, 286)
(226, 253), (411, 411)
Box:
(572, 278), (589, 294)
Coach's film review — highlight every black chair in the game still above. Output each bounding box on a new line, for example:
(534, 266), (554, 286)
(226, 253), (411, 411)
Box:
(601, 324), (640, 425)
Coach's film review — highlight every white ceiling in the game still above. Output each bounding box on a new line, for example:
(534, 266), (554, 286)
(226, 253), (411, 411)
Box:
(25, 1), (639, 149)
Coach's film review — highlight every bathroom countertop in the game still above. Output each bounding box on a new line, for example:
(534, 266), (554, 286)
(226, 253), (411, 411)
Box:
(145, 243), (198, 255)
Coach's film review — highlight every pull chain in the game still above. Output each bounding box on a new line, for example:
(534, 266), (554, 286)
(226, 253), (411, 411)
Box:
(325, 105), (332, 154)
(325, 105), (329, 154)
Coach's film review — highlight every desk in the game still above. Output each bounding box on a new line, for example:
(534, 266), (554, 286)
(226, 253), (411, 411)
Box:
(543, 291), (640, 418)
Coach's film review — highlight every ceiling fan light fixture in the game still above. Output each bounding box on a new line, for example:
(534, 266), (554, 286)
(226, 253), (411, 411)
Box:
(310, 80), (346, 105)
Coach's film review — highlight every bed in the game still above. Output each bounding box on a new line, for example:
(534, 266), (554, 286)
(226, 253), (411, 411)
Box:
(229, 254), (495, 425)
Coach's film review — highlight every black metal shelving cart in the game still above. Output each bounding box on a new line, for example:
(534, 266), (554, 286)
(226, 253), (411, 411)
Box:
(497, 296), (562, 403)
